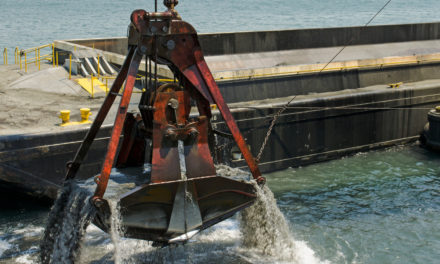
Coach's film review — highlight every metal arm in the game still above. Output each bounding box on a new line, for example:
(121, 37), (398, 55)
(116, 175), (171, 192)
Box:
(93, 48), (144, 200)
(65, 46), (136, 180)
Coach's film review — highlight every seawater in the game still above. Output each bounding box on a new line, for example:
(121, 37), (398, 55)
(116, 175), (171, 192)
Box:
(1, 144), (439, 263)
(1, 0), (440, 52)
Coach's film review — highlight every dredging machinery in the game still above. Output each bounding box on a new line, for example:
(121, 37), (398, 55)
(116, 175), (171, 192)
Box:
(63, 0), (265, 244)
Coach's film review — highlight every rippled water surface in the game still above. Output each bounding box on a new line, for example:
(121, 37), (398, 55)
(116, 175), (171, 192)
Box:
(1, 144), (439, 263)
(1, 0), (440, 52)
(268, 144), (440, 263)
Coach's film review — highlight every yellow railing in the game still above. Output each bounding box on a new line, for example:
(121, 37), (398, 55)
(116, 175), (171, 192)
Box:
(100, 75), (113, 94)
(97, 55), (100, 78)
(99, 75), (174, 95)
(91, 74), (95, 98)
(99, 75), (143, 95)
(14, 47), (19, 65)
(3, 48), (7, 65)
(54, 51), (71, 68)
(20, 43), (54, 72)
(69, 54), (72, 80)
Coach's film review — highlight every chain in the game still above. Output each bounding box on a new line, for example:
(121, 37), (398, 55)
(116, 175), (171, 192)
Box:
(256, 96), (296, 162)
(214, 123), (266, 151)
(213, 120), (259, 151)
(213, 97), (296, 157)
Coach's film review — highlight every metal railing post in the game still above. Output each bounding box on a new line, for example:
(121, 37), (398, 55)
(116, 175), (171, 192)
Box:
(56, 51), (59, 67)
(69, 54), (72, 79)
(35, 49), (37, 65)
(38, 48), (41, 70)
(14, 47), (18, 64)
(97, 55), (100, 78)
(3, 48), (7, 65)
(25, 52), (27, 72)
(52, 44), (55, 67)
(91, 73), (94, 98)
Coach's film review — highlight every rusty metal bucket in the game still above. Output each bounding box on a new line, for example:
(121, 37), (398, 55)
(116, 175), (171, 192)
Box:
(65, 3), (264, 245)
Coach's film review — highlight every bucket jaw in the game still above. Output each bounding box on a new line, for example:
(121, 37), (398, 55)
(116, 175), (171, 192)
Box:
(65, 1), (264, 244)
(94, 176), (256, 244)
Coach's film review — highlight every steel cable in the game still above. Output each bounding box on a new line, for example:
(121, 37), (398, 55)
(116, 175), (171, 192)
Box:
(255, 0), (394, 162)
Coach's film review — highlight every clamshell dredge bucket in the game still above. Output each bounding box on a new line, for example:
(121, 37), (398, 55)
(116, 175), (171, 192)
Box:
(64, 0), (265, 244)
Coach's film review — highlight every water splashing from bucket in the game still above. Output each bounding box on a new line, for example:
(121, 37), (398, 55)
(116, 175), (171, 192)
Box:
(40, 181), (96, 263)
(40, 165), (323, 263)
(240, 182), (323, 263)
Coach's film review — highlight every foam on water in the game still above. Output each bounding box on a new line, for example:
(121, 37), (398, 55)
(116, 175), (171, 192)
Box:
(15, 253), (36, 264)
(0, 238), (13, 257)
(13, 226), (44, 238)
(239, 182), (325, 264)
(0, 223), (43, 262)
(215, 165), (325, 263)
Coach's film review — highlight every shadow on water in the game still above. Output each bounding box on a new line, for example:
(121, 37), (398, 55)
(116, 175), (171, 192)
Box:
(0, 185), (50, 222)
(0, 186), (50, 262)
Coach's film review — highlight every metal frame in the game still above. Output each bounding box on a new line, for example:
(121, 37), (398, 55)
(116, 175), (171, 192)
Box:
(66, 3), (264, 200)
